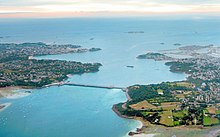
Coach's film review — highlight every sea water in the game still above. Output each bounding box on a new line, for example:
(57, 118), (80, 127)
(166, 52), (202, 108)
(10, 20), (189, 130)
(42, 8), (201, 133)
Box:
(1, 18), (220, 137)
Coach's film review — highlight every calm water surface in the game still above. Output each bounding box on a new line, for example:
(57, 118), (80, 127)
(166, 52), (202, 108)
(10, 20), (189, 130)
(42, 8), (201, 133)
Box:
(1, 18), (220, 137)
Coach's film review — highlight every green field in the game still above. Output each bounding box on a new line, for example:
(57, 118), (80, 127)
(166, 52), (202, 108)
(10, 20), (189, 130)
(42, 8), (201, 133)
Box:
(204, 109), (209, 114)
(159, 111), (174, 127)
(175, 82), (194, 88)
(203, 116), (219, 126)
(141, 111), (156, 117)
(173, 110), (188, 118)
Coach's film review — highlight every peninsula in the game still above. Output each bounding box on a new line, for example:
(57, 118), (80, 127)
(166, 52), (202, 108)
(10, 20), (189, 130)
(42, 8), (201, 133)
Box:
(114, 45), (220, 135)
(0, 42), (102, 88)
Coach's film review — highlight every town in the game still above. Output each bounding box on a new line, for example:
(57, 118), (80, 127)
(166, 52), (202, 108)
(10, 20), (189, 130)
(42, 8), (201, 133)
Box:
(0, 42), (102, 87)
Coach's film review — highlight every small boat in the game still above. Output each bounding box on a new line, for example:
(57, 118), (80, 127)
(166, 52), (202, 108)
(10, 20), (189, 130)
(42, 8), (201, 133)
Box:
(126, 65), (134, 68)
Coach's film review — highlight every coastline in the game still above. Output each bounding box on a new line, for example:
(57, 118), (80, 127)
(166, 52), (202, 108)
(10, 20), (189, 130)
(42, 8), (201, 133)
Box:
(133, 134), (156, 137)
(0, 61), (210, 137)
(112, 103), (151, 136)
(0, 86), (32, 99)
(0, 86), (22, 98)
(112, 104), (134, 119)
(113, 54), (193, 136)
(0, 103), (11, 111)
(127, 116), (220, 137)
(112, 88), (149, 137)
(0, 86), (32, 113)
(113, 95), (220, 137)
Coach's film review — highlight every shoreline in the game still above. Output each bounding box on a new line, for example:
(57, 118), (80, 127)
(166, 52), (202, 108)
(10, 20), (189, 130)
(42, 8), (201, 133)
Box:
(112, 104), (149, 136)
(2, 78), (211, 137)
(0, 86), (22, 98)
(119, 110), (220, 137)
(0, 86), (32, 99)
(112, 99), (216, 137)
(112, 104), (134, 119)
(114, 54), (195, 136)
(0, 103), (11, 111)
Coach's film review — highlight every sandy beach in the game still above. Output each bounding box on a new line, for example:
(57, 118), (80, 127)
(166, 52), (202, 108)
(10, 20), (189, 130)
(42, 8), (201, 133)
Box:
(0, 86), (31, 99)
(0, 87), (31, 113)
(133, 134), (157, 137)
(0, 86), (22, 98)
(138, 124), (219, 137)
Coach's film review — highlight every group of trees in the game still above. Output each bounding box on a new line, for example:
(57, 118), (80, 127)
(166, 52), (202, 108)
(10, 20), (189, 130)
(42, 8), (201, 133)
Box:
(127, 82), (193, 105)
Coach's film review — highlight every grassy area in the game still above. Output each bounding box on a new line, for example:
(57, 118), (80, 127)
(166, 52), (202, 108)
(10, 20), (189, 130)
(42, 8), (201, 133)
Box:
(130, 100), (180, 111)
(174, 121), (180, 126)
(157, 89), (164, 95)
(175, 82), (194, 88)
(176, 94), (185, 99)
(216, 110), (220, 115)
(204, 109), (209, 114)
(169, 81), (194, 88)
(141, 111), (156, 117)
(173, 110), (189, 126)
(173, 110), (188, 118)
(129, 100), (157, 110)
(161, 106), (176, 111)
(203, 116), (219, 126)
(183, 91), (192, 95)
(160, 102), (181, 111)
(161, 102), (181, 106)
(206, 107), (217, 114)
(159, 111), (174, 127)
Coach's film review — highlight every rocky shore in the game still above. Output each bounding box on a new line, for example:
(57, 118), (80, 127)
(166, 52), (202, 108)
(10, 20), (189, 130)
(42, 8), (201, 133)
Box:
(112, 104), (149, 136)
(112, 104), (133, 119)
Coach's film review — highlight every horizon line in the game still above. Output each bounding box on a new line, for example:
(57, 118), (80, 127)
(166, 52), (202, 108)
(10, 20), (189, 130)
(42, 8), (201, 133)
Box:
(1, 11), (220, 19)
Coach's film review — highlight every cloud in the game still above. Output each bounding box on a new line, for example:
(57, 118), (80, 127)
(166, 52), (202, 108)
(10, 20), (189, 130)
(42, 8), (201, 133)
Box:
(0, 0), (220, 17)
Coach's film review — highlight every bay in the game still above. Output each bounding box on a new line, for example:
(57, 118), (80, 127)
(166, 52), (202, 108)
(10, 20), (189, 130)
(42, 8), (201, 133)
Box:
(1, 18), (220, 137)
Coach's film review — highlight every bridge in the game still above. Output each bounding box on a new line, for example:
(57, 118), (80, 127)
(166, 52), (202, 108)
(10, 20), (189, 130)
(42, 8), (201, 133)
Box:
(44, 82), (126, 91)
(63, 83), (126, 91)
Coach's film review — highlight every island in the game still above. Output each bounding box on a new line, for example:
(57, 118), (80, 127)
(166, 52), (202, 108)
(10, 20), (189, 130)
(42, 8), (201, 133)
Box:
(114, 44), (220, 136)
(137, 52), (174, 61)
(0, 42), (102, 88)
(174, 43), (182, 46)
(126, 65), (134, 68)
(89, 47), (102, 52)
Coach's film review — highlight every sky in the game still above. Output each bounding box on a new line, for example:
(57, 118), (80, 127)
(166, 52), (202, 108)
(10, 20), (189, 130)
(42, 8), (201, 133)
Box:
(0, 0), (220, 18)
